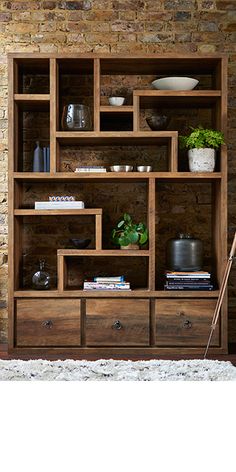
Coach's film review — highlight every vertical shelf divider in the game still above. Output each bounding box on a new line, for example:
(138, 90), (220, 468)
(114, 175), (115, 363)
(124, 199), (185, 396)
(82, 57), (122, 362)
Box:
(148, 178), (156, 291)
(169, 135), (178, 172)
(50, 58), (58, 173)
(8, 57), (15, 349)
(133, 94), (140, 131)
(94, 58), (100, 132)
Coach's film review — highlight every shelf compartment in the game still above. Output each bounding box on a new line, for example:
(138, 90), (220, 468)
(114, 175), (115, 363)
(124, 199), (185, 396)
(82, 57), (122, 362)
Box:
(14, 58), (50, 94)
(57, 252), (150, 292)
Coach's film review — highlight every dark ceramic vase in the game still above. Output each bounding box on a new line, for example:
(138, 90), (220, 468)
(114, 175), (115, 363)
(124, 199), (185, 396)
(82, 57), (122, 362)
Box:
(146, 115), (170, 131)
(166, 233), (203, 271)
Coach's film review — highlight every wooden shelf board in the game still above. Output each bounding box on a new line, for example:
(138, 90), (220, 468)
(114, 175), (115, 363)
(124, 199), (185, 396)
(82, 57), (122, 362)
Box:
(13, 172), (222, 182)
(14, 289), (219, 298)
(14, 94), (50, 111)
(14, 94), (50, 101)
(14, 208), (102, 216)
(100, 106), (133, 113)
(134, 90), (221, 109)
(57, 249), (150, 256)
(56, 130), (176, 146)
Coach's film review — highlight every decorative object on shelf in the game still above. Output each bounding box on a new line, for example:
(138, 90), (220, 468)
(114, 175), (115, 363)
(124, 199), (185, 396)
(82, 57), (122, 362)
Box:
(164, 270), (213, 291)
(70, 238), (91, 249)
(43, 146), (50, 172)
(75, 166), (107, 173)
(152, 77), (199, 91)
(35, 199), (84, 209)
(108, 96), (125, 106)
(146, 115), (170, 131)
(61, 104), (92, 131)
(33, 141), (44, 172)
(166, 233), (203, 271)
(109, 165), (133, 172)
(111, 212), (148, 249)
(179, 126), (225, 172)
(137, 165), (152, 172)
(32, 259), (50, 290)
(49, 196), (75, 201)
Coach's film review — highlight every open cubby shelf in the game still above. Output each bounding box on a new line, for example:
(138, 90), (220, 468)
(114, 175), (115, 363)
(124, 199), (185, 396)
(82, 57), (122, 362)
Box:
(8, 53), (228, 356)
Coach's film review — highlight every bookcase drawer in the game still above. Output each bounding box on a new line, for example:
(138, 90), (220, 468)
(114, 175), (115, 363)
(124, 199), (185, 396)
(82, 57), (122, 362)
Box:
(155, 299), (219, 347)
(16, 298), (81, 347)
(86, 299), (150, 346)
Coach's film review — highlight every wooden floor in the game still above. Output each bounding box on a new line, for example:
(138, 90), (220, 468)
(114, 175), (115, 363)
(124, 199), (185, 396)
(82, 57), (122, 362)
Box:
(1, 343), (236, 364)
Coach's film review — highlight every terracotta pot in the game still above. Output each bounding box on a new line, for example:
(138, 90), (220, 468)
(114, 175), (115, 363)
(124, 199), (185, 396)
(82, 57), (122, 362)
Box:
(188, 148), (216, 172)
(120, 244), (139, 250)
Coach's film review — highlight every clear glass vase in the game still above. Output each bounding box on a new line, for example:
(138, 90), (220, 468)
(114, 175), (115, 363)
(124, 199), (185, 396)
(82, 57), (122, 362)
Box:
(61, 104), (92, 131)
(32, 260), (50, 290)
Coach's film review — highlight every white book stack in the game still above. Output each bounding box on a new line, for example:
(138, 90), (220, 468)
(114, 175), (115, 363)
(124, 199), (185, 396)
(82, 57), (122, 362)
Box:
(75, 166), (107, 173)
(35, 201), (85, 210)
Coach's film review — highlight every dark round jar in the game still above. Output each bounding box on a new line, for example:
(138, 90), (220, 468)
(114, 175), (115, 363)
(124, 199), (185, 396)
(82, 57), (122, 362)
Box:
(166, 233), (203, 271)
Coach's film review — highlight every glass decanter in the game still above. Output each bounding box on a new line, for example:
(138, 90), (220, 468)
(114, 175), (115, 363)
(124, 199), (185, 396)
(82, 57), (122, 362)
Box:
(61, 104), (92, 131)
(32, 259), (50, 290)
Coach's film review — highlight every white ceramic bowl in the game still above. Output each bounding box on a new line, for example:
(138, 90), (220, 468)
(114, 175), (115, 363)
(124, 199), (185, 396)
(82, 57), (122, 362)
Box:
(108, 96), (125, 106)
(152, 77), (199, 91)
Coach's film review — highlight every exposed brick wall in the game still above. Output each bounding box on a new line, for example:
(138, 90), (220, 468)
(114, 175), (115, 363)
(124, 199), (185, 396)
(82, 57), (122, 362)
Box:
(0, 0), (236, 343)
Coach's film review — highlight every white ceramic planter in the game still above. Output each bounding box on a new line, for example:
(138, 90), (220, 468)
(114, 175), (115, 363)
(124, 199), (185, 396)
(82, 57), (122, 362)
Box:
(188, 148), (216, 172)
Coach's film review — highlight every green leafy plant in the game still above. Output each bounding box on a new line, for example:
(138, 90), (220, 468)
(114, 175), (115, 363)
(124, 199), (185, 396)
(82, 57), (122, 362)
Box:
(111, 213), (148, 247)
(179, 126), (225, 150)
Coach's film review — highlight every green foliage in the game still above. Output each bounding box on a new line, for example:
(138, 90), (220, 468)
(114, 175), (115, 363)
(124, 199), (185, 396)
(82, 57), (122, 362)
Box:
(179, 126), (225, 150)
(111, 213), (148, 247)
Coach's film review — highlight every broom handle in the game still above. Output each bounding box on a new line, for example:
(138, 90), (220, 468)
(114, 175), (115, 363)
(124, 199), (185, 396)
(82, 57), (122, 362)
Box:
(204, 232), (236, 358)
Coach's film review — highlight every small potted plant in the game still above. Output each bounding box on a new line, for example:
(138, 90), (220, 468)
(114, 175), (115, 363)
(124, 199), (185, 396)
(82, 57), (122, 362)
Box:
(111, 213), (148, 249)
(179, 126), (225, 172)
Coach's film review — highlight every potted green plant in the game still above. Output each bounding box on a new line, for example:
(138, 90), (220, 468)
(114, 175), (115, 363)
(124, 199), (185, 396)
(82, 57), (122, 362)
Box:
(179, 126), (225, 172)
(111, 213), (148, 249)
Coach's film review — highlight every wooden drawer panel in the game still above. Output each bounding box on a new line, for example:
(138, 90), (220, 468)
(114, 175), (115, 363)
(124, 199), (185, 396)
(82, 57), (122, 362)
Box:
(86, 299), (150, 346)
(16, 299), (81, 347)
(155, 299), (219, 347)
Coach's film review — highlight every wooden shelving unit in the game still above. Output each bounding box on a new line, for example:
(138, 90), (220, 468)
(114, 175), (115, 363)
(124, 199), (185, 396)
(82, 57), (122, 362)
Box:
(8, 53), (228, 357)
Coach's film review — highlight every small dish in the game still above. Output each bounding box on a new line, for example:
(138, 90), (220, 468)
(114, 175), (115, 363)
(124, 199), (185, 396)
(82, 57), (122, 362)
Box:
(108, 96), (125, 106)
(152, 77), (199, 91)
(110, 165), (133, 172)
(70, 238), (91, 249)
(137, 166), (152, 172)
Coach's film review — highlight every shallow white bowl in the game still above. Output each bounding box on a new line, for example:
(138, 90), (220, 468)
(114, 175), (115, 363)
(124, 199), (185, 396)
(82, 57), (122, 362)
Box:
(108, 96), (125, 106)
(152, 77), (199, 91)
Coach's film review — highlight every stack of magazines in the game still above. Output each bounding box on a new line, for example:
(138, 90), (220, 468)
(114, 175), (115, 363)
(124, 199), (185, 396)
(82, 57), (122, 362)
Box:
(83, 275), (130, 291)
(164, 271), (213, 291)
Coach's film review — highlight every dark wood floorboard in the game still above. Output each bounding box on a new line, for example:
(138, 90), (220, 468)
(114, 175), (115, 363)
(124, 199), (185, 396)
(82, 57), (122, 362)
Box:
(1, 343), (236, 364)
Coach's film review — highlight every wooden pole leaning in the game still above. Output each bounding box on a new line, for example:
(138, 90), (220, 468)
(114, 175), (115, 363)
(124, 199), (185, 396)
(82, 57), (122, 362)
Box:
(204, 232), (236, 358)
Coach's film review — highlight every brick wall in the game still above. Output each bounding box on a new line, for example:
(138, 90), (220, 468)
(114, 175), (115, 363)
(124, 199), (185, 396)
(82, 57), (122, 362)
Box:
(0, 0), (236, 343)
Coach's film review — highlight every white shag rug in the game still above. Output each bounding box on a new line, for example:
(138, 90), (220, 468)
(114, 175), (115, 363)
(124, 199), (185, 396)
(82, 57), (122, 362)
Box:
(0, 359), (236, 381)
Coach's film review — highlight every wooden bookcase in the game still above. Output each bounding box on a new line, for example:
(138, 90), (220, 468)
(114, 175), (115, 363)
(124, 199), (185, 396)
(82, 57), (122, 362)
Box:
(8, 53), (228, 357)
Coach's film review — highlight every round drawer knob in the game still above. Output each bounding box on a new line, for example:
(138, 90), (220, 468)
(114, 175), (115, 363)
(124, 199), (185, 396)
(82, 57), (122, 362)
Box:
(42, 320), (53, 329)
(183, 320), (192, 329)
(112, 320), (123, 330)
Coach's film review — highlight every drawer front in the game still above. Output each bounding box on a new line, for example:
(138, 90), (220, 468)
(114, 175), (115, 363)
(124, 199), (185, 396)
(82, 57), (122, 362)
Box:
(86, 299), (150, 346)
(16, 299), (81, 347)
(155, 299), (219, 347)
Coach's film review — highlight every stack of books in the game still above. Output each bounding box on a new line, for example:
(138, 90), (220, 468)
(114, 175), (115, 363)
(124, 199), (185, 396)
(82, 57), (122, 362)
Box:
(35, 200), (85, 210)
(83, 276), (130, 291)
(75, 166), (107, 173)
(164, 271), (213, 291)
